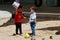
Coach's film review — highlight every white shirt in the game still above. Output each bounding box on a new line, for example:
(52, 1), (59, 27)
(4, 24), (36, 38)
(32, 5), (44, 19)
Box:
(30, 12), (36, 22)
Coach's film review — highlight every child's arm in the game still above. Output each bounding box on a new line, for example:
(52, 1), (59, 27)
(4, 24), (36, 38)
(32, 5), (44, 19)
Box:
(27, 18), (30, 23)
(15, 9), (18, 14)
(22, 13), (27, 19)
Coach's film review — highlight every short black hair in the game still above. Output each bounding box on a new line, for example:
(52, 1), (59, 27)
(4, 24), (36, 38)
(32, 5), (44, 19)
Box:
(18, 5), (22, 9)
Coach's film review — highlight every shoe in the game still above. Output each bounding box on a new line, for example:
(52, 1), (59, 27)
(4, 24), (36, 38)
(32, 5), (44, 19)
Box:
(31, 36), (36, 40)
(13, 34), (19, 36)
(18, 34), (23, 36)
(13, 34), (16, 36)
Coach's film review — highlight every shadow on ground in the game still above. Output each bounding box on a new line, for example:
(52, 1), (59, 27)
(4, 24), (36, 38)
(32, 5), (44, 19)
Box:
(36, 26), (60, 35)
(0, 18), (29, 27)
(0, 16), (60, 27)
(36, 26), (60, 31)
(0, 18), (14, 27)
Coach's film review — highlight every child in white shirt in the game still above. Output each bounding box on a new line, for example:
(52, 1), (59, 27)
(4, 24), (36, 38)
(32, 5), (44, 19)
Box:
(29, 7), (36, 36)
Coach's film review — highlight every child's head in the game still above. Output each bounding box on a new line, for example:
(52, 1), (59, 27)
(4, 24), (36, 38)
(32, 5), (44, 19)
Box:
(17, 5), (22, 13)
(30, 7), (36, 12)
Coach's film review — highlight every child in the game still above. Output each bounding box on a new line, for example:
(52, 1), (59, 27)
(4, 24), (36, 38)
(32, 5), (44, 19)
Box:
(13, 5), (25, 36)
(29, 7), (36, 36)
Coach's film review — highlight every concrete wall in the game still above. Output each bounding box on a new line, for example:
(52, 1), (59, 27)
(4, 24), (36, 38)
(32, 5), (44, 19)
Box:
(42, 0), (57, 7)
(0, 0), (58, 7)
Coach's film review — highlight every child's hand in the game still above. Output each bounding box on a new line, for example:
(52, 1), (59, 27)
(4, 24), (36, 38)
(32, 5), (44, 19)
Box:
(24, 17), (26, 19)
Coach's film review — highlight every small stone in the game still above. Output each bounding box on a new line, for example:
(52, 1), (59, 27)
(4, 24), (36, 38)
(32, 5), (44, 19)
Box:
(50, 36), (53, 39)
(42, 38), (45, 40)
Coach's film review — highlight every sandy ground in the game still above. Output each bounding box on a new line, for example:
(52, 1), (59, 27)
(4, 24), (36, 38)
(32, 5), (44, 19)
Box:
(0, 18), (60, 40)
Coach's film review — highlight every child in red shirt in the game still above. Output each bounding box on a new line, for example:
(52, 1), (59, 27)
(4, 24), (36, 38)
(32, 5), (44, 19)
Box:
(13, 6), (25, 36)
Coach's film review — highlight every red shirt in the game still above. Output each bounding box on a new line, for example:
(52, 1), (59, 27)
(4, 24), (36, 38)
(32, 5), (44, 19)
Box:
(14, 13), (24, 23)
